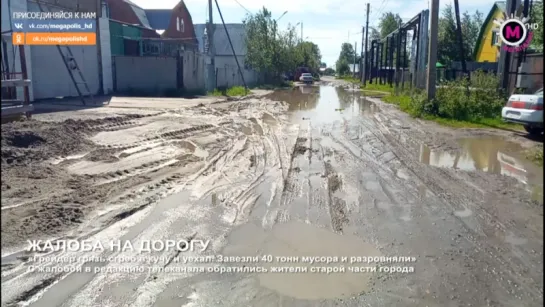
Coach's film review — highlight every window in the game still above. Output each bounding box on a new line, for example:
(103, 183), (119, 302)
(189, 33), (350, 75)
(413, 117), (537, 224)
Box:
(180, 18), (185, 32)
(491, 32), (499, 46)
(176, 17), (180, 31)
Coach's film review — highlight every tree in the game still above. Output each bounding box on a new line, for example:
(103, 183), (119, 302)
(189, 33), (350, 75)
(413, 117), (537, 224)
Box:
(437, 5), (483, 65)
(369, 27), (380, 42)
(298, 41), (322, 72)
(336, 43), (356, 75)
(244, 7), (322, 82)
(462, 10), (483, 59)
(324, 67), (335, 75)
(437, 5), (458, 65)
(243, 8), (278, 78)
(379, 12), (402, 38)
(336, 58), (350, 75)
(530, 1), (543, 51)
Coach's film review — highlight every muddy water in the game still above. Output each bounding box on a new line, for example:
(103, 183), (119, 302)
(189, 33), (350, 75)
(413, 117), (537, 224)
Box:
(419, 137), (543, 200)
(267, 86), (377, 124)
(223, 221), (381, 300)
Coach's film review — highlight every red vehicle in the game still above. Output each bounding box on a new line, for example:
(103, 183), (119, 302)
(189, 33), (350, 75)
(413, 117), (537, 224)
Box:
(294, 67), (310, 81)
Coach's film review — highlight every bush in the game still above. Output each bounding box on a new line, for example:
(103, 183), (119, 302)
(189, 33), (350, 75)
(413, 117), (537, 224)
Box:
(433, 71), (505, 120)
(381, 70), (507, 124)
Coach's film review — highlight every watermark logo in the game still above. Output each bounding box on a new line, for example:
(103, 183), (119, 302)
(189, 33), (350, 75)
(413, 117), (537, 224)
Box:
(492, 11), (538, 53)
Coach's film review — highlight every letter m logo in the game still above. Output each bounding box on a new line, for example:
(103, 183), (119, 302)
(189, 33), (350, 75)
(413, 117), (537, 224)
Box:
(505, 25), (521, 39)
(14, 23), (23, 29)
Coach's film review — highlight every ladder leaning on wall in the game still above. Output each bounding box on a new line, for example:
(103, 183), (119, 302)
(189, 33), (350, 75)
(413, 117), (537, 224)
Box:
(35, 1), (95, 105)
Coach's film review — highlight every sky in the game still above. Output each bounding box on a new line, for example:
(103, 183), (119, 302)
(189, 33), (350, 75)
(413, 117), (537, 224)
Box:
(131, 0), (497, 68)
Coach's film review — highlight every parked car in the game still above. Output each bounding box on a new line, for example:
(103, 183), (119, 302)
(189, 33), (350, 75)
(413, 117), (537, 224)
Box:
(502, 87), (543, 135)
(299, 73), (313, 84)
(295, 67), (310, 81)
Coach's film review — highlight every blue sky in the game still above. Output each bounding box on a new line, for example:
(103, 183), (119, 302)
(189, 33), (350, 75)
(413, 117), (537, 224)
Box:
(132, 0), (496, 67)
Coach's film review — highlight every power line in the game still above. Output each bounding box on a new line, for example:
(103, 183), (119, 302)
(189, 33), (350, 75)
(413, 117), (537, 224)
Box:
(232, 0), (251, 14)
(370, 0), (389, 24)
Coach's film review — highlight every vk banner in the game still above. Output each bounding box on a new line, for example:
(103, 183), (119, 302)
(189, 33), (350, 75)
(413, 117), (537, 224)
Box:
(12, 19), (96, 33)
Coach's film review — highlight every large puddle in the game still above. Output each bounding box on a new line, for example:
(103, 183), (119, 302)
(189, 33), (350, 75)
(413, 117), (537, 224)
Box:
(267, 85), (377, 124)
(419, 137), (543, 200)
(223, 221), (381, 300)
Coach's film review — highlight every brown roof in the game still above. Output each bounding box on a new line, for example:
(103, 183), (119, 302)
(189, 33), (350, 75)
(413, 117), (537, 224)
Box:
(34, 0), (100, 15)
(105, 0), (159, 38)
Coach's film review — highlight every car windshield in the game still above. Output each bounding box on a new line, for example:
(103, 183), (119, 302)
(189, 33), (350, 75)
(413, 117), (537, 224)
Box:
(535, 88), (543, 95)
(302, 73), (312, 76)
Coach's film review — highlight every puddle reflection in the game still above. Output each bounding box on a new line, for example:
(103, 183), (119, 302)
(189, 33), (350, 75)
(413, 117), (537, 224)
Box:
(419, 137), (543, 196)
(266, 86), (376, 124)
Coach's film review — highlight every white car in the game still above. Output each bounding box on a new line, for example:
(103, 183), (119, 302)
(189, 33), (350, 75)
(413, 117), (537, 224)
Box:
(299, 73), (313, 84)
(502, 87), (543, 135)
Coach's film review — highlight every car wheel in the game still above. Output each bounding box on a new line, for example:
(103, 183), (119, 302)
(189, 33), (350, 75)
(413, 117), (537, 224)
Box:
(524, 125), (543, 135)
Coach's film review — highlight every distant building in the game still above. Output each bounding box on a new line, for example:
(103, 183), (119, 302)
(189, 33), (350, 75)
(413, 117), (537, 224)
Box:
(473, 1), (505, 62)
(194, 23), (259, 87)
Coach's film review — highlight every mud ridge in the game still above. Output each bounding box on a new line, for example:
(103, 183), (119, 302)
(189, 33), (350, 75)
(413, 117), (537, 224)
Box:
(96, 124), (216, 150)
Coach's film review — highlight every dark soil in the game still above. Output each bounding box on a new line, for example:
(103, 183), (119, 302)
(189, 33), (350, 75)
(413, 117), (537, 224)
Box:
(1, 119), (94, 166)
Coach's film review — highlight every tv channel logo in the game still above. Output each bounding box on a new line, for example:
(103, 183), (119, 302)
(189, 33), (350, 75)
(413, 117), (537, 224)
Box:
(492, 12), (538, 52)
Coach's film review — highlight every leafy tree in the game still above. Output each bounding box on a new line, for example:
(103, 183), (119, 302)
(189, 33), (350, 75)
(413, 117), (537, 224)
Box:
(336, 43), (357, 75)
(298, 41), (322, 72)
(324, 67), (335, 75)
(379, 12), (402, 38)
(243, 7), (322, 82)
(243, 8), (277, 77)
(438, 5), (483, 64)
(462, 10), (483, 59)
(437, 5), (458, 65)
(530, 1), (543, 51)
(369, 27), (381, 42)
(336, 58), (350, 75)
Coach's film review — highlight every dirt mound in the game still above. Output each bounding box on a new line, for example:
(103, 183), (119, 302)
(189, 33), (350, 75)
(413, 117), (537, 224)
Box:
(1, 119), (94, 165)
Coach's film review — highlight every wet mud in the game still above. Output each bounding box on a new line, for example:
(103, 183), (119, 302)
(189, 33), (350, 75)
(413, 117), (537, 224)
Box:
(1, 83), (543, 307)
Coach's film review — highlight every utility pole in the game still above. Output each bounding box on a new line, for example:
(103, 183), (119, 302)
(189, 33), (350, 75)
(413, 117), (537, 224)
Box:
(361, 27), (365, 81)
(499, 0), (520, 91)
(453, 0), (468, 79)
(363, 3), (370, 84)
(426, 0), (439, 100)
(96, 0), (103, 95)
(207, 0), (216, 91)
(354, 41), (357, 78)
(301, 22), (304, 42)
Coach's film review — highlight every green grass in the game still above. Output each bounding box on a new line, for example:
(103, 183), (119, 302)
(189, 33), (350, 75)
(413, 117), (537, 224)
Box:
(360, 82), (395, 93)
(209, 86), (249, 97)
(252, 81), (295, 90)
(380, 92), (525, 131)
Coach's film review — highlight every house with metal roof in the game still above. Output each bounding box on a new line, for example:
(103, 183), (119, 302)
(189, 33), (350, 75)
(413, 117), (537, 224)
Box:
(105, 0), (198, 56)
(474, 1), (506, 62)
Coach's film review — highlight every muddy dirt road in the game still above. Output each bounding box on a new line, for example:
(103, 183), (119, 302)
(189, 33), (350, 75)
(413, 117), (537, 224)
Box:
(1, 84), (543, 307)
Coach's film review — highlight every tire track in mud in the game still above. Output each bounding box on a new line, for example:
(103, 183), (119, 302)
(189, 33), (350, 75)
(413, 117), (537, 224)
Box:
(1, 156), (210, 296)
(273, 129), (306, 225)
(364, 111), (543, 300)
(94, 124), (217, 151)
(75, 113), (165, 132)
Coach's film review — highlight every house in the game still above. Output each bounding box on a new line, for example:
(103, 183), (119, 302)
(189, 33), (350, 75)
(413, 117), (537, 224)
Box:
(156, 1), (197, 45)
(1, 0), (113, 101)
(105, 0), (205, 93)
(474, 1), (505, 62)
(105, 0), (160, 38)
(106, 0), (198, 56)
(193, 23), (259, 87)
